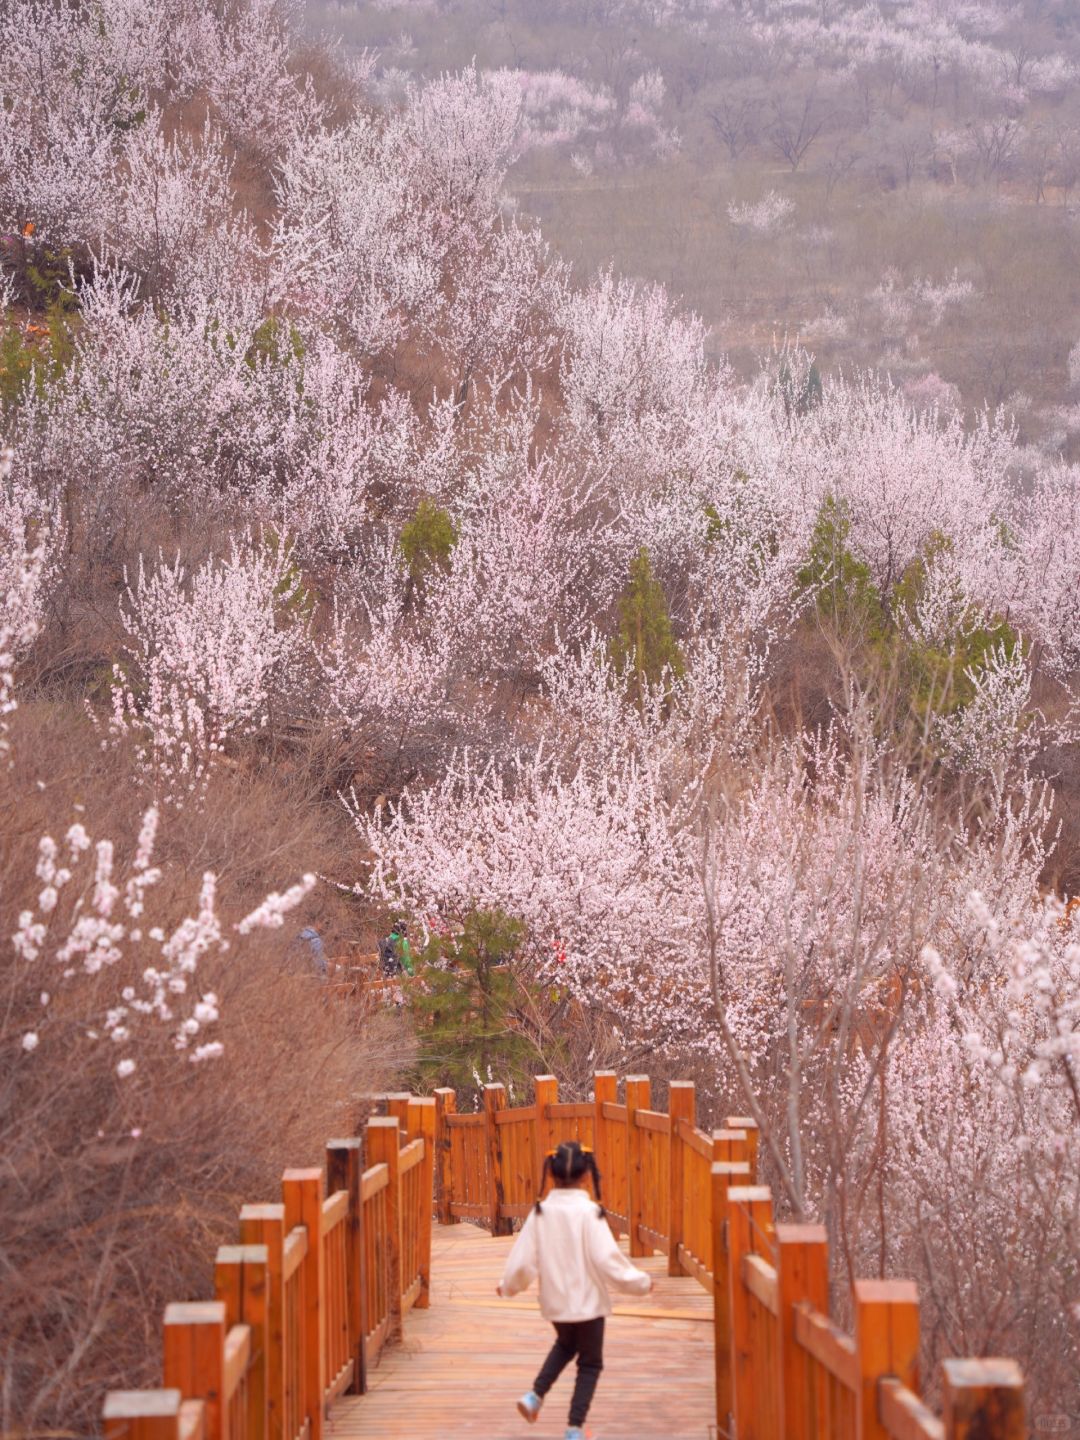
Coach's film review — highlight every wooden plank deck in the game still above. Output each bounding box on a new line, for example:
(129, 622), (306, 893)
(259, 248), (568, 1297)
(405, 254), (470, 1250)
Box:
(329, 1221), (716, 1438)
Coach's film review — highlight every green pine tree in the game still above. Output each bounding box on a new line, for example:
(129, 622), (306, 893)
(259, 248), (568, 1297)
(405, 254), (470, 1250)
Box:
(412, 909), (536, 1095)
(609, 547), (684, 706)
(797, 496), (885, 640)
(399, 499), (458, 588)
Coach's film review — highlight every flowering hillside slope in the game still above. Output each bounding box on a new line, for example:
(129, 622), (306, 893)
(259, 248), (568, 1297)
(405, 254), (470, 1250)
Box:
(1, 0), (1079, 1426)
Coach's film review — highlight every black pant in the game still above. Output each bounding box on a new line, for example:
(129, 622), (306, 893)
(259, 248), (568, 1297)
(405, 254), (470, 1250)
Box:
(533, 1316), (605, 1427)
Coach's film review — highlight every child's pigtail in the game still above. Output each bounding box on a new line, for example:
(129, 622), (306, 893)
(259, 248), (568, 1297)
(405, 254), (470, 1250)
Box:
(585, 1151), (606, 1218)
(535, 1153), (553, 1214)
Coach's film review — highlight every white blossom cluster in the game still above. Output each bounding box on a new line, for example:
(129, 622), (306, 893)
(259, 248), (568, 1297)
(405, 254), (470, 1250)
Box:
(104, 539), (309, 805)
(0, 447), (57, 763)
(13, 807), (316, 1074)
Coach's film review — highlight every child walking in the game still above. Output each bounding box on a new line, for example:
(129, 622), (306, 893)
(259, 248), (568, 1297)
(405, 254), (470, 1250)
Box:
(496, 1140), (653, 1439)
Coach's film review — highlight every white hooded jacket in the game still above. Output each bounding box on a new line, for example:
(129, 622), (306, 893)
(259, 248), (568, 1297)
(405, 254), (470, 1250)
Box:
(498, 1187), (652, 1322)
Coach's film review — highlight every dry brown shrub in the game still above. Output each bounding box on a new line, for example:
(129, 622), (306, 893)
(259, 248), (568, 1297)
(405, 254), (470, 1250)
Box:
(0, 706), (411, 1437)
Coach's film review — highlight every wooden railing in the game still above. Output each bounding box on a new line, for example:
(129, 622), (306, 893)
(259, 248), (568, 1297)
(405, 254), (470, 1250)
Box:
(103, 1098), (435, 1440)
(435, 1072), (1027, 1440)
(102, 1068), (1027, 1439)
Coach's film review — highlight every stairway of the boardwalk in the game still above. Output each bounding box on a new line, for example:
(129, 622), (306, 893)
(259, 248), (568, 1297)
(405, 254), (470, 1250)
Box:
(102, 1074), (1026, 1440)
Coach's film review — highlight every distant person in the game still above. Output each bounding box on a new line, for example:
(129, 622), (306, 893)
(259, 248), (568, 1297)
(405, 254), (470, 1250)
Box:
(297, 926), (328, 978)
(497, 1140), (653, 1440)
(378, 919), (414, 977)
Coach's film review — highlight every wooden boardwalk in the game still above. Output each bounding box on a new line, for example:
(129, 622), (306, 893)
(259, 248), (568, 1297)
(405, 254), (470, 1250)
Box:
(102, 1077), (1027, 1440)
(329, 1221), (717, 1439)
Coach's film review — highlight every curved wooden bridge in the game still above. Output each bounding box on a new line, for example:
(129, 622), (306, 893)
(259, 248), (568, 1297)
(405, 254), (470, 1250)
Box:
(103, 1074), (1026, 1440)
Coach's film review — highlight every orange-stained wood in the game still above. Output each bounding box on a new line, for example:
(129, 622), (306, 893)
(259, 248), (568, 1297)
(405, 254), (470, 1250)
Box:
(624, 1076), (651, 1258)
(533, 1075), (559, 1202)
(281, 1169), (325, 1440)
(433, 1089), (458, 1226)
(942, 1359), (1026, 1440)
(238, 1206), (286, 1440)
(366, 1117), (403, 1340)
(592, 1071), (619, 1234)
(327, 1137), (366, 1395)
(854, 1279), (920, 1440)
(879, 1377), (946, 1440)
(725, 1116), (760, 1178)
(163, 1302), (227, 1440)
(482, 1083), (513, 1236)
(667, 1081), (695, 1278)
(776, 1224), (829, 1440)
(727, 1185), (775, 1440)
(215, 1245), (268, 1440)
(409, 1098), (437, 1309)
(711, 1156), (751, 1430)
(104, 1390), (183, 1440)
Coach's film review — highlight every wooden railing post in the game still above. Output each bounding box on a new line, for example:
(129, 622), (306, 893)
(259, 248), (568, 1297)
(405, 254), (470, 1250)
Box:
(327, 1138), (366, 1394)
(711, 1146), (743, 1428)
(667, 1080), (695, 1276)
(238, 1204), (285, 1440)
(711, 1152), (751, 1435)
(942, 1358), (1025, 1439)
(408, 1097), (437, 1308)
(625, 1075), (651, 1257)
(533, 1074), (559, 1198)
(433, 1087), (457, 1226)
(386, 1093), (411, 1134)
(592, 1072), (617, 1221)
(712, 1125), (750, 1426)
(214, 1245), (268, 1440)
(725, 1116), (759, 1179)
(727, 1184), (774, 1440)
(483, 1082), (513, 1236)
(776, 1225), (829, 1440)
(104, 1391), (184, 1439)
(854, 1279), (919, 1440)
(163, 1302), (227, 1440)
(366, 1116), (403, 1340)
(282, 1168), (326, 1440)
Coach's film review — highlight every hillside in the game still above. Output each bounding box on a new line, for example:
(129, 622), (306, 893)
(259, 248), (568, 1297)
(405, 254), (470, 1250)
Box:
(1, 0), (1079, 1430)
(312, 0), (1080, 453)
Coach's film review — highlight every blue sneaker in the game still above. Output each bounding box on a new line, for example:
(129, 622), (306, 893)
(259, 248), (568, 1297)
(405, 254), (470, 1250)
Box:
(516, 1390), (542, 1424)
(565, 1429), (586, 1440)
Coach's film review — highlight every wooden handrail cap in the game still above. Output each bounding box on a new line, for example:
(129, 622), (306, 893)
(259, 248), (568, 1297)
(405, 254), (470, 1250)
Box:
(942, 1357), (1024, 1387)
(164, 1300), (226, 1325)
(712, 1128), (748, 1142)
(282, 1166), (323, 1181)
(727, 1184), (772, 1203)
(239, 1201), (284, 1220)
(326, 1136), (363, 1150)
(711, 1160), (751, 1177)
(215, 1243), (269, 1264)
(854, 1278), (919, 1303)
(775, 1223), (828, 1244)
(104, 1390), (182, 1418)
(367, 1115), (400, 1130)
